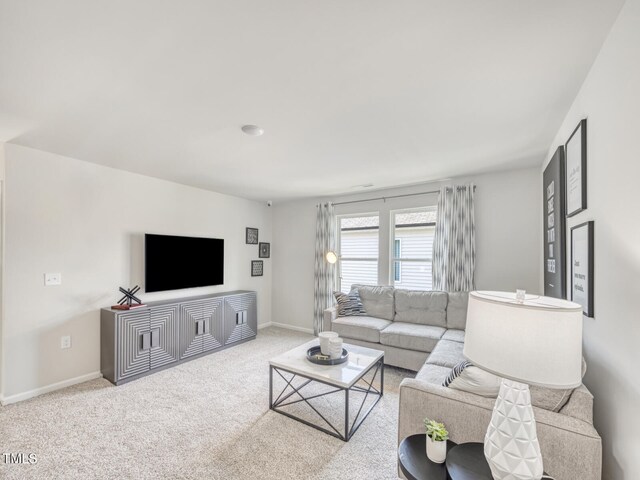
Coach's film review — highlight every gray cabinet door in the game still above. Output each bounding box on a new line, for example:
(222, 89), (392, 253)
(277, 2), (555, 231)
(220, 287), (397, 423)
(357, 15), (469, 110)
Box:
(202, 298), (224, 352)
(223, 293), (257, 344)
(117, 310), (151, 381)
(241, 292), (257, 340)
(179, 301), (204, 359)
(150, 305), (180, 369)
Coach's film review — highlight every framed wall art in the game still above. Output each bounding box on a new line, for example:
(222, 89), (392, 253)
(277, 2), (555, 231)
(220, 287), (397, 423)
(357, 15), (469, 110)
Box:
(543, 146), (566, 299)
(259, 242), (270, 258)
(251, 260), (263, 277)
(571, 221), (594, 317)
(566, 119), (587, 217)
(246, 227), (259, 245)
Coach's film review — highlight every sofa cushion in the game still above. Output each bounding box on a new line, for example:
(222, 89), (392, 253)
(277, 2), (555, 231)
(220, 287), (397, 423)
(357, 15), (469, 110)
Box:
(333, 290), (366, 316)
(352, 285), (395, 321)
(415, 364), (452, 385)
(425, 339), (465, 368)
(379, 322), (445, 353)
(441, 329), (465, 343)
(332, 316), (391, 343)
(446, 292), (469, 330)
(442, 360), (502, 397)
(394, 290), (448, 327)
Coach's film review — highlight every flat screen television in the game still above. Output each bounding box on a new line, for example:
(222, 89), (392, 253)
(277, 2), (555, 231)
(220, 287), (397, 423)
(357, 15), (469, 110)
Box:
(145, 234), (224, 293)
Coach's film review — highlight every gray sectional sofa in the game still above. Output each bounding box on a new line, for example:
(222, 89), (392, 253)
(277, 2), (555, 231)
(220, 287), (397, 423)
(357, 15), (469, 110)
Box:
(323, 285), (602, 480)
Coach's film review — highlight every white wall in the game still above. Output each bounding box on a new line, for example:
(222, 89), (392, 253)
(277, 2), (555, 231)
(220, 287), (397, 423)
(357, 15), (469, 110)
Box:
(541, 1), (640, 478)
(272, 166), (541, 331)
(0, 144), (272, 401)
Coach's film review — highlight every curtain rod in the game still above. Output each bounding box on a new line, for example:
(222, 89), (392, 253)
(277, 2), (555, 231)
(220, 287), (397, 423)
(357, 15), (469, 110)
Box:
(332, 185), (475, 207)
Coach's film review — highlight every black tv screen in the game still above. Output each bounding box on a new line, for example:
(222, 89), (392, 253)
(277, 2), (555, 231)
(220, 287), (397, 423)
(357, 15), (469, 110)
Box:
(145, 234), (224, 292)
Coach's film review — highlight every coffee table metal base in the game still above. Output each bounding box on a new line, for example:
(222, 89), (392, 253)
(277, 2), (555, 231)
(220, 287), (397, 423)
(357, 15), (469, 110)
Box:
(269, 357), (384, 441)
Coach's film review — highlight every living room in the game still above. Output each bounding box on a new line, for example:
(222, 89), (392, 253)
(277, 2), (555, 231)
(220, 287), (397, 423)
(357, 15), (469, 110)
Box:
(1, 1), (638, 479)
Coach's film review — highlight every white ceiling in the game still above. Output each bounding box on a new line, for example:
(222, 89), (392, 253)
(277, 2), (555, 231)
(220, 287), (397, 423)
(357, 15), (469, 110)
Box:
(0, 1), (624, 201)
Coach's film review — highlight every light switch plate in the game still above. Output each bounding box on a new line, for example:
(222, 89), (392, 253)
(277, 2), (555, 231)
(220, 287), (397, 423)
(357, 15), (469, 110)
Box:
(44, 273), (62, 286)
(60, 335), (71, 349)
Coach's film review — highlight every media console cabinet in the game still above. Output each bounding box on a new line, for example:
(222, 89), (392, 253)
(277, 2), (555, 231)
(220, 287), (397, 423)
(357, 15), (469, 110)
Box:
(100, 290), (257, 385)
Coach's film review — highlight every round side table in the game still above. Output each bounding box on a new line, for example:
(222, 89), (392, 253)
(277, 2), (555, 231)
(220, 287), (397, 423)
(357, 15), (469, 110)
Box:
(397, 435), (456, 480)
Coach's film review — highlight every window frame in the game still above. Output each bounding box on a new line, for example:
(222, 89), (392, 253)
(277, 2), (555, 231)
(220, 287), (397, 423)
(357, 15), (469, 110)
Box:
(336, 212), (380, 293)
(389, 206), (436, 289)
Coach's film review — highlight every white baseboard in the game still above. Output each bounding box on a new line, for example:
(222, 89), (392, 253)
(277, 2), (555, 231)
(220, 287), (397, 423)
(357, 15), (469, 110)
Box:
(258, 321), (314, 335)
(0, 371), (103, 406)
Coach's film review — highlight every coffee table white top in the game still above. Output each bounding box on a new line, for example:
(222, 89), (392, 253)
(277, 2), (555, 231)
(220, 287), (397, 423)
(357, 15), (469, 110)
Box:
(269, 339), (384, 389)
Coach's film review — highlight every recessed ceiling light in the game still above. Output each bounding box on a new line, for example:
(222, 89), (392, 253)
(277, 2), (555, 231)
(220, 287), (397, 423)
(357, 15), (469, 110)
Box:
(241, 125), (264, 136)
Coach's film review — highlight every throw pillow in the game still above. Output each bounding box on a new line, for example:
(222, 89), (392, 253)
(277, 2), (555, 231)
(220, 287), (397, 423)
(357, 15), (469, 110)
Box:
(442, 360), (502, 398)
(333, 290), (367, 317)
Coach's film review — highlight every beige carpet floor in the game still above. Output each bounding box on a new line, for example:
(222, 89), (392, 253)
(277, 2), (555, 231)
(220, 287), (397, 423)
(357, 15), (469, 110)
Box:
(0, 327), (414, 480)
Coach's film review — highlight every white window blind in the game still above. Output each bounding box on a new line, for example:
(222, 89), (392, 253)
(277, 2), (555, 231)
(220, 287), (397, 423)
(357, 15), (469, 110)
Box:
(338, 214), (379, 293)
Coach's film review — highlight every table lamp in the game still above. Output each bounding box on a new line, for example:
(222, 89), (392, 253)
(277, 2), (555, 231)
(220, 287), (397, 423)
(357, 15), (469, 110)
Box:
(463, 291), (583, 480)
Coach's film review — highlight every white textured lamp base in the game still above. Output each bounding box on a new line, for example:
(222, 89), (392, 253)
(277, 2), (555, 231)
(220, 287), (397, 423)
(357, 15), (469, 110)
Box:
(484, 379), (543, 480)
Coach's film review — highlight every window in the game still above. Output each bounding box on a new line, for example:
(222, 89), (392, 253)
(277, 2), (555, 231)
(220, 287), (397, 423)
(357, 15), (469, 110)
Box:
(390, 207), (436, 290)
(337, 214), (379, 293)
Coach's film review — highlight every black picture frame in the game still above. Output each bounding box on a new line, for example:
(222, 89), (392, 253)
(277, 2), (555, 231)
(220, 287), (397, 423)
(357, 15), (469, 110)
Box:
(565, 119), (587, 217)
(571, 221), (594, 317)
(259, 242), (270, 258)
(543, 146), (566, 299)
(251, 260), (263, 277)
(246, 227), (258, 245)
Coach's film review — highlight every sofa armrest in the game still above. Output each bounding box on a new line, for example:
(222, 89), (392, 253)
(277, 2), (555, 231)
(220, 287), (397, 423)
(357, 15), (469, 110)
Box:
(398, 379), (602, 480)
(323, 306), (337, 332)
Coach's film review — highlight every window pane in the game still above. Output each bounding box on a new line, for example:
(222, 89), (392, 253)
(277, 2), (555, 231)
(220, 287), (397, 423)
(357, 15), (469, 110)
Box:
(339, 215), (379, 292)
(392, 207), (436, 290)
(393, 210), (435, 260)
(393, 261), (432, 291)
(340, 260), (378, 293)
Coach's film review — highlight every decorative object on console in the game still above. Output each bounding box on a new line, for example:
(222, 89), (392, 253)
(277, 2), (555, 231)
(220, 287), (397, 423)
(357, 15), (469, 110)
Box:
(571, 221), (594, 317)
(111, 285), (146, 310)
(424, 418), (449, 464)
(251, 260), (263, 277)
(318, 331), (338, 355)
(542, 146), (566, 299)
(246, 227), (259, 244)
(259, 242), (270, 258)
(565, 119), (587, 217)
(463, 291), (583, 480)
(333, 290), (366, 316)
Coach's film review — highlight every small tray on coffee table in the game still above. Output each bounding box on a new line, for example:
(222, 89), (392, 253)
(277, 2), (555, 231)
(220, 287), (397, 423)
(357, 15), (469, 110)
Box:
(306, 345), (349, 365)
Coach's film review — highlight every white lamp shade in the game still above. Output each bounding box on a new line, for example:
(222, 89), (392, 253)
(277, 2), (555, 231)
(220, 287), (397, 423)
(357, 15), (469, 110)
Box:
(463, 291), (583, 389)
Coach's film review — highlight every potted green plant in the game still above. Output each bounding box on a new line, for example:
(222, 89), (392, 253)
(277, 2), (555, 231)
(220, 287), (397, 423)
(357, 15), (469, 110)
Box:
(424, 418), (449, 463)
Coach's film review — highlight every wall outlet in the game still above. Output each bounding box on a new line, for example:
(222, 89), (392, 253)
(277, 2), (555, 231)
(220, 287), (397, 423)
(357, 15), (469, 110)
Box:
(60, 335), (71, 349)
(45, 273), (62, 286)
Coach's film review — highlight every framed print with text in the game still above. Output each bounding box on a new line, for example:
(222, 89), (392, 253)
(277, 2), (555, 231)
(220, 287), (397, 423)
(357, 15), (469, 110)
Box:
(543, 146), (566, 299)
(566, 119), (587, 217)
(571, 221), (594, 317)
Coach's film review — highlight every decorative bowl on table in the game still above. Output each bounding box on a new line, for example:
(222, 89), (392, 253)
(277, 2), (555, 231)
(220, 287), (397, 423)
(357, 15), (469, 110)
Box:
(306, 345), (349, 365)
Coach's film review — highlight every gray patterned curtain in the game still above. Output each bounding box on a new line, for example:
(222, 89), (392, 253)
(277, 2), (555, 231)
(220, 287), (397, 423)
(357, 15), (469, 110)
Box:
(313, 202), (336, 335)
(432, 184), (476, 292)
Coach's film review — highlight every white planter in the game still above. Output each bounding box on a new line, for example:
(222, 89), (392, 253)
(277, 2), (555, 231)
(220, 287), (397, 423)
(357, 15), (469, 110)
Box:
(426, 436), (447, 464)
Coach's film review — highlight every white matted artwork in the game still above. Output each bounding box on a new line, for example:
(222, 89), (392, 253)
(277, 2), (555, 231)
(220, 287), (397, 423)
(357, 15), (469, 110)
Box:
(566, 119), (587, 217)
(571, 221), (594, 317)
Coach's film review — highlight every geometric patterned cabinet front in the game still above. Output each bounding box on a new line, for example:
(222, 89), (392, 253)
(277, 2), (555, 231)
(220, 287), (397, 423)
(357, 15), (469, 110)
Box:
(179, 298), (224, 359)
(101, 291), (256, 385)
(117, 310), (152, 381)
(223, 292), (257, 345)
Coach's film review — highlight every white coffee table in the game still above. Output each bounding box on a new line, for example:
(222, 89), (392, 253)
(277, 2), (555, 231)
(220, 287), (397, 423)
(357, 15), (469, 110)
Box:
(269, 339), (384, 441)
